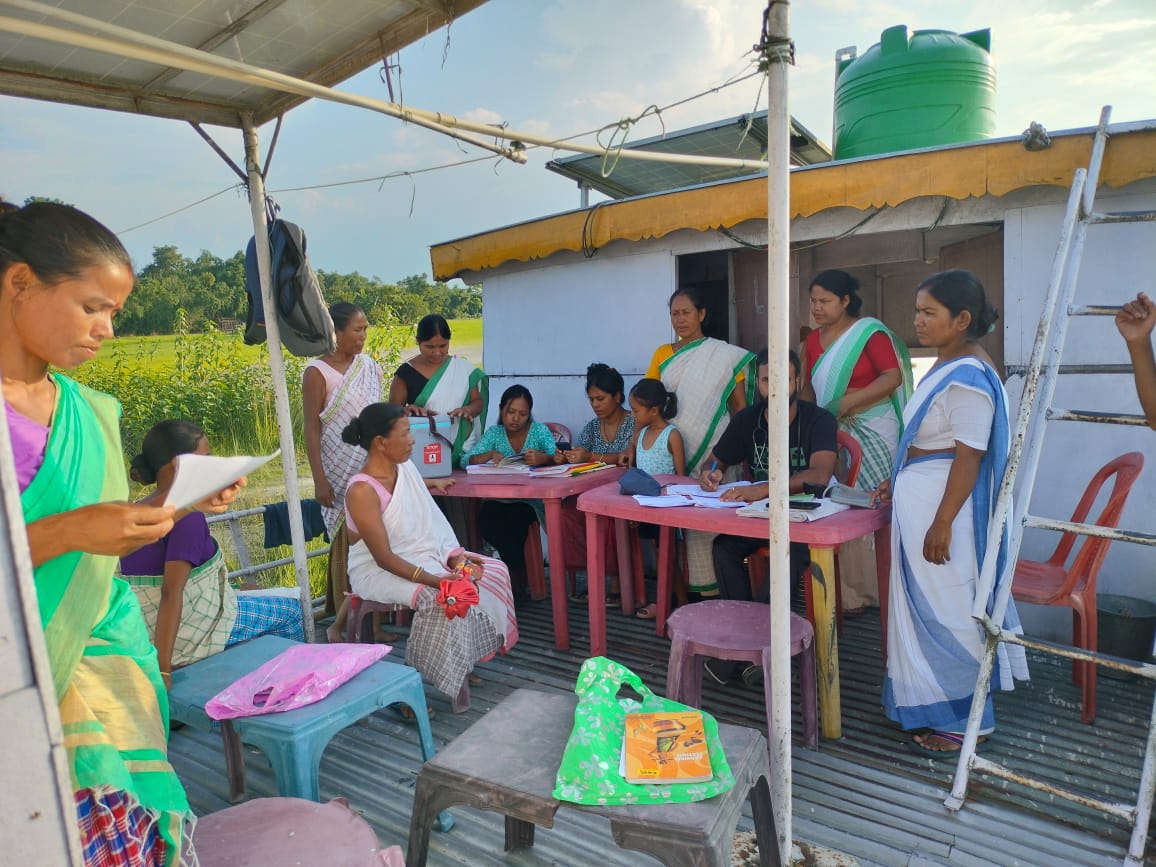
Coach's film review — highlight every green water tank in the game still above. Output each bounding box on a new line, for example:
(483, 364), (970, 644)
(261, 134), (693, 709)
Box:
(833, 25), (996, 160)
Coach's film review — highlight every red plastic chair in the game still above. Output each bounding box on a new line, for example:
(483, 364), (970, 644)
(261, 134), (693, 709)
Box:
(749, 429), (863, 632)
(543, 422), (572, 446)
(1011, 451), (1144, 724)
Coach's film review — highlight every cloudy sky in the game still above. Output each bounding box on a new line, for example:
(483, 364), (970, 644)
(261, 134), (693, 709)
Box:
(2, 0), (1153, 281)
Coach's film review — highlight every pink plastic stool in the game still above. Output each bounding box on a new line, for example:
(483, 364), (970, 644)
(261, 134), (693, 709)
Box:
(192, 796), (404, 866)
(666, 600), (818, 750)
(347, 595), (411, 643)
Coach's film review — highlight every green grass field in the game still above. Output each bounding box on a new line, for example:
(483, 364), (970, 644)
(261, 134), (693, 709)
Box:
(96, 319), (482, 371)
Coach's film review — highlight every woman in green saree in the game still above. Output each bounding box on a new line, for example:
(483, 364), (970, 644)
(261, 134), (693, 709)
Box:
(388, 313), (487, 466)
(1, 200), (240, 865)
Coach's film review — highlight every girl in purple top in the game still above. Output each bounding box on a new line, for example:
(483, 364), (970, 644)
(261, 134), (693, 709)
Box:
(120, 420), (303, 677)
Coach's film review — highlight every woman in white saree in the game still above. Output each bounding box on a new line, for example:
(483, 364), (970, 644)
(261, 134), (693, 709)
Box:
(874, 270), (1027, 757)
(343, 403), (517, 711)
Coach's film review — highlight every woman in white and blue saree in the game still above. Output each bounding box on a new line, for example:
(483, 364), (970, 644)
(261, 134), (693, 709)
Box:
(879, 270), (1029, 757)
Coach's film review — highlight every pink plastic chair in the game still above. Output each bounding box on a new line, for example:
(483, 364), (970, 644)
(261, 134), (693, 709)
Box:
(1012, 451), (1144, 724)
(666, 600), (818, 749)
(193, 797), (403, 865)
(544, 421), (572, 446)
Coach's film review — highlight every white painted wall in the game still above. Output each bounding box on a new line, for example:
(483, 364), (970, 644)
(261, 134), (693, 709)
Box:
(1003, 179), (1156, 638)
(469, 178), (1156, 642)
(474, 235), (739, 434)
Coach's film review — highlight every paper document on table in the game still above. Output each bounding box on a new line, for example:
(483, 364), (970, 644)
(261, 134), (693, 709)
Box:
(665, 481), (752, 498)
(789, 499), (850, 523)
(164, 450), (279, 510)
(688, 496), (745, 509)
(632, 495), (690, 508)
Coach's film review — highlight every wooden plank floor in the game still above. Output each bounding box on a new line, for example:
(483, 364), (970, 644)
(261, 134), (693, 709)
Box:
(170, 593), (1152, 865)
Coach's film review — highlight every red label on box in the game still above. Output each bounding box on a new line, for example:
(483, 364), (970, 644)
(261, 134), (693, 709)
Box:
(423, 443), (442, 464)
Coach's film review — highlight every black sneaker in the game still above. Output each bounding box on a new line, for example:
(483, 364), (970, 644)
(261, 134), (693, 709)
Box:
(740, 664), (764, 687)
(703, 659), (736, 685)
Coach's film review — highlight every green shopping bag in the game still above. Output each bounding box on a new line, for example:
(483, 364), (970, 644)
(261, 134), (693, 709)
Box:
(552, 657), (734, 805)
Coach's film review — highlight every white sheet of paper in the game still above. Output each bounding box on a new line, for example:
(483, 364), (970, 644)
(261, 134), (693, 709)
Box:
(689, 496), (746, 509)
(163, 450), (280, 510)
(632, 495), (690, 508)
(665, 481), (752, 498)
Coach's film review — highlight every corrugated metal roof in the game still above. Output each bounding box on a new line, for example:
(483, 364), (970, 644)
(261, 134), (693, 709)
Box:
(169, 601), (1148, 865)
(545, 111), (831, 200)
(0, 0), (488, 125)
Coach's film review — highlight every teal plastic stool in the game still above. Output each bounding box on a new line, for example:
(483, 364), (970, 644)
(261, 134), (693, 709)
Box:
(169, 635), (453, 829)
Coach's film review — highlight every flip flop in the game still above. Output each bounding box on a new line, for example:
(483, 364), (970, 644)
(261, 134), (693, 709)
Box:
(387, 703), (435, 726)
(907, 730), (986, 759)
(634, 603), (657, 620)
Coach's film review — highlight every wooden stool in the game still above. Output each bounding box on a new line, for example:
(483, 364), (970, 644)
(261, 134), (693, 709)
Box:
(406, 689), (775, 867)
(666, 601), (819, 750)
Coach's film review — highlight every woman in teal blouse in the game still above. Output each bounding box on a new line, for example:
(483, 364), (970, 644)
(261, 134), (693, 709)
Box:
(463, 385), (557, 601)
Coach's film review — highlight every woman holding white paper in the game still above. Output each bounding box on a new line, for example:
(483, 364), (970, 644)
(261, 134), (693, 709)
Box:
(120, 420), (304, 678)
(0, 199), (241, 865)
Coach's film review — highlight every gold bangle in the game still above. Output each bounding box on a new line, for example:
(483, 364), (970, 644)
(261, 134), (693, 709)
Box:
(411, 566), (424, 583)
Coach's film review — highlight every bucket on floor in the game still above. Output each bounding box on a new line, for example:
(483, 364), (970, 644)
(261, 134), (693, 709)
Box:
(1097, 593), (1156, 681)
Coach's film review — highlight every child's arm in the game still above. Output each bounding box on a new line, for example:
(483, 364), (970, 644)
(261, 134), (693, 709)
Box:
(619, 428), (640, 466)
(669, 429), (687, 476)
(155, 559), (192, 689)
(1117, 292), (1156, 430)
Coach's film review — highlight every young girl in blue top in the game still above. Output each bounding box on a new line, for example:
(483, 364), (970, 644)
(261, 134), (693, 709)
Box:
(627, 378), (687, 476)
(463, 385), (558, 602)
(625, 379), (688, 618)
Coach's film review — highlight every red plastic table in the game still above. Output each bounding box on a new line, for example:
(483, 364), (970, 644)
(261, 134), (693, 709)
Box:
(432, 467), (625, 650)
(576, 474), (891, 739)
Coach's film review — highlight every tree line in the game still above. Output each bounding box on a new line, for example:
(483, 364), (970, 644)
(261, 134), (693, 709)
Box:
(115, 245), (482, 335)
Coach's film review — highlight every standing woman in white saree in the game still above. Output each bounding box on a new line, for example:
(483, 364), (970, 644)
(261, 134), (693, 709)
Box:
(302, 302), (385, 642)
(646, 286), (756, 597)
(876, 270), (1028, 757)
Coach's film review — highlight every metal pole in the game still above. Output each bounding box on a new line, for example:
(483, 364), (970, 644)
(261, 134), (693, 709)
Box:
(765, 1), (793, 864)
(241, 113), (314, 641)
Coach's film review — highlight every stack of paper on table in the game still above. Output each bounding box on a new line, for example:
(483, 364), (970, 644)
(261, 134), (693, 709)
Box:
(528, 461), (613, 478)
(465, 461), (532, 475)
(737, 497), (850, 522)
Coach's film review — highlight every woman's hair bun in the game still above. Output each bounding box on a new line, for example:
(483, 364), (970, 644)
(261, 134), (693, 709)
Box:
(980, 303), (1000, 334)
(129, 453), (157, 485)
(341, 418), (362, 446)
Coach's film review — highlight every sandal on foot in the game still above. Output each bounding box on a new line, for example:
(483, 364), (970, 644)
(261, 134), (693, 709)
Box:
(387, 703), (435, 726)
(908, 730), (986, 759)
(634, 603), (657, 620)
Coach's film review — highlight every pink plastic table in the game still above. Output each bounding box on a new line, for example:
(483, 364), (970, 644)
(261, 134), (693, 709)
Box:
(433, 467), (624, 650)
(576, 474), (891, 739)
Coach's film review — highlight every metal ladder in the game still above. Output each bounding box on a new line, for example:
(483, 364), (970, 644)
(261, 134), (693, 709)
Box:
(944, 106), (1156, 867)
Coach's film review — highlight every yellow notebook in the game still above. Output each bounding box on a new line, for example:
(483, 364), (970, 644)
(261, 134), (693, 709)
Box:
(620, 710), (713, 784)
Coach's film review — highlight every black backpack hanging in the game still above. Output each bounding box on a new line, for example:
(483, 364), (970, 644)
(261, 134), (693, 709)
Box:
(244, 198), (336, 357)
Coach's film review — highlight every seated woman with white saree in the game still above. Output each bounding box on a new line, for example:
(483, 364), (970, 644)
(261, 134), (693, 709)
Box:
(343, 403), (517, 711)
(389, 313), (487, 467)
(874, 270), (1028, 757)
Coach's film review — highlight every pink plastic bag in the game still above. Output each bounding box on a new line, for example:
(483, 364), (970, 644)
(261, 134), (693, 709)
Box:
(205, 643), (390, 721)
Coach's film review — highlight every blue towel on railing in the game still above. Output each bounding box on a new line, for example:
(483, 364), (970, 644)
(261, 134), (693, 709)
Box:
(263, 499), (328, 548)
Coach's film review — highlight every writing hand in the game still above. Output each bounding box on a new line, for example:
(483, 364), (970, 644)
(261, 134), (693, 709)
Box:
(700, 467), (723, 492)
(923, 519), (952, 566)
(1116, 292), (1156, 343)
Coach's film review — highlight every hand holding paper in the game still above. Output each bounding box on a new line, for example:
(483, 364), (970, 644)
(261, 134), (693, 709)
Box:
(163, 450), (280, 511)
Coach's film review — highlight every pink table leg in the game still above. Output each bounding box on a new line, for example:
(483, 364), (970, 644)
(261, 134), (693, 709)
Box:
(874, 523), (891, 664)
(655, 526), (675, 636)
(543, 498), (569, 650)
(614, 519), (635, 615)
(586, 512), (608, 658)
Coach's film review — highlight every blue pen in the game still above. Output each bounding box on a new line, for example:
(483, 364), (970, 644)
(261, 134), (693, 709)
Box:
(710, 460), (718, 474)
